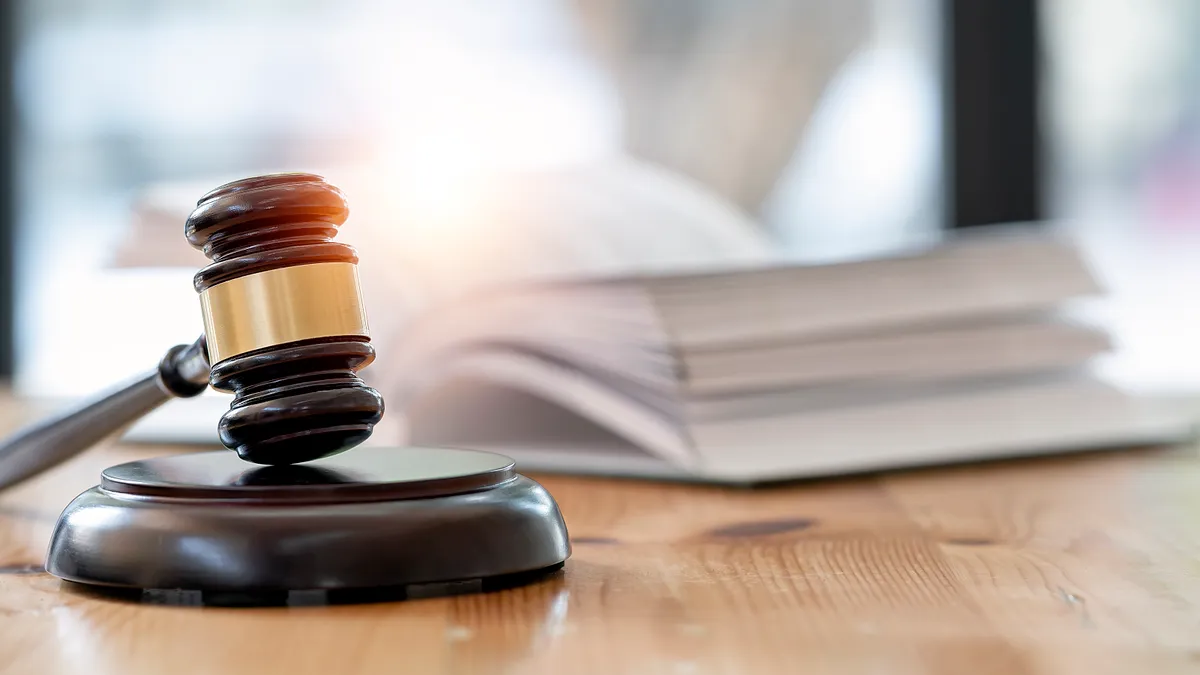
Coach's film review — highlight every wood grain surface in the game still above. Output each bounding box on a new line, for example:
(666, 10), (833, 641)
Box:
(2, 435), (1200, 674)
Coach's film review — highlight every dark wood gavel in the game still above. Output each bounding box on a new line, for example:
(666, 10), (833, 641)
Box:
(0, 173), (384, 490)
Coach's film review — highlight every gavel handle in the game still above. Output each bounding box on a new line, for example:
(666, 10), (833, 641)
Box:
(0, 337), (211, 492)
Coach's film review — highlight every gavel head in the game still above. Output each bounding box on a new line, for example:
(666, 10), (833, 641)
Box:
(185, 173), (384, 465)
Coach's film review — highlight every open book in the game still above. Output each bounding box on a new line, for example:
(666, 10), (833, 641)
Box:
(377, 233), (1192, 482)
(113, 162), (1193, 482)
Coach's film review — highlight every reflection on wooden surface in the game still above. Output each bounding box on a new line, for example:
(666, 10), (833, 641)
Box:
(3, 434), (1200, 674)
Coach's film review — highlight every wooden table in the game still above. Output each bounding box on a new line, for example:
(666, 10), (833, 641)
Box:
(3, 438), (1200, 675)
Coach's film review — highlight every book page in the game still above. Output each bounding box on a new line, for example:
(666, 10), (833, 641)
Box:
(394, 350), (696, 470)
(690, 375), (1193, 481)
(680, 313), (1111, 394)
(646, 233), (1103, 347)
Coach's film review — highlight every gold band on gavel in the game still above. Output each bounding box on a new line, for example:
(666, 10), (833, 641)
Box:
(199, 262), (370, 365)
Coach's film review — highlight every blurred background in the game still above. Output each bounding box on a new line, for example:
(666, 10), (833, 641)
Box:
(2, 0), (1199, 400)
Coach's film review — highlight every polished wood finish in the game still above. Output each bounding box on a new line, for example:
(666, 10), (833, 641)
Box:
(3, 430), (1199, 674)
(186, 172), (354, 285)
(209, 339), (383, 465)
(186, 173), (383, 465)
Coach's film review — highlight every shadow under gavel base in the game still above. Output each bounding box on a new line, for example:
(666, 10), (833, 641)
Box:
(43, 447), (571, 603)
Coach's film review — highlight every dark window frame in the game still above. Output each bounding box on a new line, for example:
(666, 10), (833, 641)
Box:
(0, 2), (13, 379)
(943, 0), (1043, 229)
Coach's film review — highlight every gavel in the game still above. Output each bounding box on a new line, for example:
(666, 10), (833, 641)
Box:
(0, 173), (568, 602)
(0, 173), (383, 486)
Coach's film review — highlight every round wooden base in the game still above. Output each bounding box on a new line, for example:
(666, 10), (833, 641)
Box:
(45, 447), (570, 602)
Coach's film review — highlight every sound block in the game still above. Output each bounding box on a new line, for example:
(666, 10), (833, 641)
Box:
(45, 447), (570, 602)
